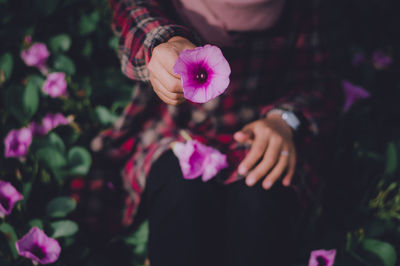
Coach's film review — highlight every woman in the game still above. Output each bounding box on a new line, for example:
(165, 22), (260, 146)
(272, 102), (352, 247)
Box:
(93, 0), (343, 265)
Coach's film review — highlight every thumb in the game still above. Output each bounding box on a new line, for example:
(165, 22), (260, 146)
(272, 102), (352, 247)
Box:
(234, 124), (255, 143)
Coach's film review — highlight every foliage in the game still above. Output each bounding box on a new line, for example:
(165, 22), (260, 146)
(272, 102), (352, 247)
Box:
(0, 0), (399, 265)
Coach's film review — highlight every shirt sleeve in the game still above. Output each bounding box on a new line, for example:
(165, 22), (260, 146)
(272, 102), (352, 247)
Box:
(109, 0), (196, 81)
(259, 3), (343, 138)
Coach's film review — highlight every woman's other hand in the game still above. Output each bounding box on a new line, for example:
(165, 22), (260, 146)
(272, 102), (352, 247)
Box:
(234, 113), (297, 190)
(148, 36), (196, 105)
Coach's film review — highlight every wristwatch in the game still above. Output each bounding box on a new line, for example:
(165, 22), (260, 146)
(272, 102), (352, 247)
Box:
(267, 109), (301, 131)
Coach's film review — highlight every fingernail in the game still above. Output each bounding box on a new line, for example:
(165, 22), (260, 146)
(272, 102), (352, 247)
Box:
(238, 165), (247, 175)
(246, 176), (255, 186)
(263, 181), (272, 189)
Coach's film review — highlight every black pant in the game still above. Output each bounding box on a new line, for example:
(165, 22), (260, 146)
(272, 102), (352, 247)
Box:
(142, 150), (301, 266)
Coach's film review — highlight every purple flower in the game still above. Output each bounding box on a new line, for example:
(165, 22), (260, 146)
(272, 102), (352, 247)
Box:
(42, 72), (67, 98)
(4, 128), (33, 159)
(372, 51), (392, 70)
(16, 227), (61, 265)
(342, 80), (370, 112)
(308, 249), (336, 266)
(172, 140), (228, 181)
(352, 52), (366, 66)
(30, 113), (69, 136)
(20, 43), (49, 71)
(0, 181), (23, 218)
(173, 44), (231, 103)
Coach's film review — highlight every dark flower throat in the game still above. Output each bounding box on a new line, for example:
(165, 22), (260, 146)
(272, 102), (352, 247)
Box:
(195, 69), (208, 83)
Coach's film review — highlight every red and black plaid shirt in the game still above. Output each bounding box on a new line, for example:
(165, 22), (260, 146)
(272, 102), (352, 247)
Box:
(92, 0), (343, 227)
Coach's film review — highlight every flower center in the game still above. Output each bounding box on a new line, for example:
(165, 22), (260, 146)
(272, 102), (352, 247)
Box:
(317, 256), (328, 266)
(0, 196), (10, 211)
(195, 69), (208, 84)
(31, 244), (46, 260)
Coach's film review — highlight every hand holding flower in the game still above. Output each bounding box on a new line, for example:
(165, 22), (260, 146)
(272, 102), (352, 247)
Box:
(148, 36), (196, 105)
(234, 113), (297, 190)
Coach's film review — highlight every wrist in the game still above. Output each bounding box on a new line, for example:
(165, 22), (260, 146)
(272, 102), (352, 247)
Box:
(264, 113), (294, 139)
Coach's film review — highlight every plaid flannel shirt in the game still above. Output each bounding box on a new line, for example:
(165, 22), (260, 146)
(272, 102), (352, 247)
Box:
(90, 0), (343, 227)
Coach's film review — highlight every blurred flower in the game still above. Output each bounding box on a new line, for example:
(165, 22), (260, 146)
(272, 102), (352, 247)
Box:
(20, 42), (49, 74)
(173, 44), (231, 103)
(16, 227), (61, 265)
(172, 140), (228, 181)
(308, 249), (336, 266)
(342, 80), (370, 112)
(4, 128), (33, 159)
(30, 113), (69, 136)
(42, 72), (67, 98)
(372, 51), (392, 70)
(0, 181), (23, 218)
(24, 35), (32, 46)
(352, 52), (366, 66)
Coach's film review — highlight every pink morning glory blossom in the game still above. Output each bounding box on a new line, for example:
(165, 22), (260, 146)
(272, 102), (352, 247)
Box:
(42, 72), (67, 98)
(173, 44), (231, 103)
(0, 181), (23, 218)
(308, 249), (336, 266)
(30, 113), (69, 136)
(342, 80), (370, 112)
(16, 227), (61, 265)
(20, 43), (50, 73)
(4, 128), (33, 159)
(172, 140), (228, 181)
(372, 51), (392, 70)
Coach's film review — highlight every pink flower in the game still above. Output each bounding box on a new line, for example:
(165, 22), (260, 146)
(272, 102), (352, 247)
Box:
(30, 113), (69, 136)
(173, 44), (231, 103)
(308, 249), (336, 266)
(16, 227), (61, 265)
(0, 181), (23, 218)
(4, 128), (33, 159)
(20, 43), (49, 70)
(372, 50), (392, 70)
(42, 72), (67, 98)
(172, 140), (228, 181)
(342, 80), (370, 112)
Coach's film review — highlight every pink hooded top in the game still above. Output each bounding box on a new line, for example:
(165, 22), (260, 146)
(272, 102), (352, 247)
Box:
(172, 0), (286, 47)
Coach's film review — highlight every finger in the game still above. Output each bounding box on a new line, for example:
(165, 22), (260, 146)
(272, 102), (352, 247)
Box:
(151, 77), (182, 105)
(245, 135), (282, 186)
(282, 147), (296, 186)
(153, 76), (185, 101)
(156, 47), (182, 79)
(238, 127), (269, 176)
(262, 146), (290, 190)
(233, 131), (252, 143)
(150, 62), (184, 94)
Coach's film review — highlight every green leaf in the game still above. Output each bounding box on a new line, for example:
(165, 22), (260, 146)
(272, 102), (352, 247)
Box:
(50, 220), (78, 238)
(125, 221), (149, 265)
(66, 146), (92, 176)
(46, 196), (76, 218)
(95, 105), (118, 126)
(29, 219), (44, 229)
(0, 223), (18, 259)
(35, 146), (67, 171)
(31, 132), (66, 154)
(53, 55), (76, 75)
(385, 142), (397, 175)
(82, 40), (93, 57)
(5, 81), (39, 124)
(108, 36), (118, 52)
(79, 11), (100, 35)
(0, 52), (13, 84)
(50, 34), (72, 53)
(361, 238), (397, 266)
